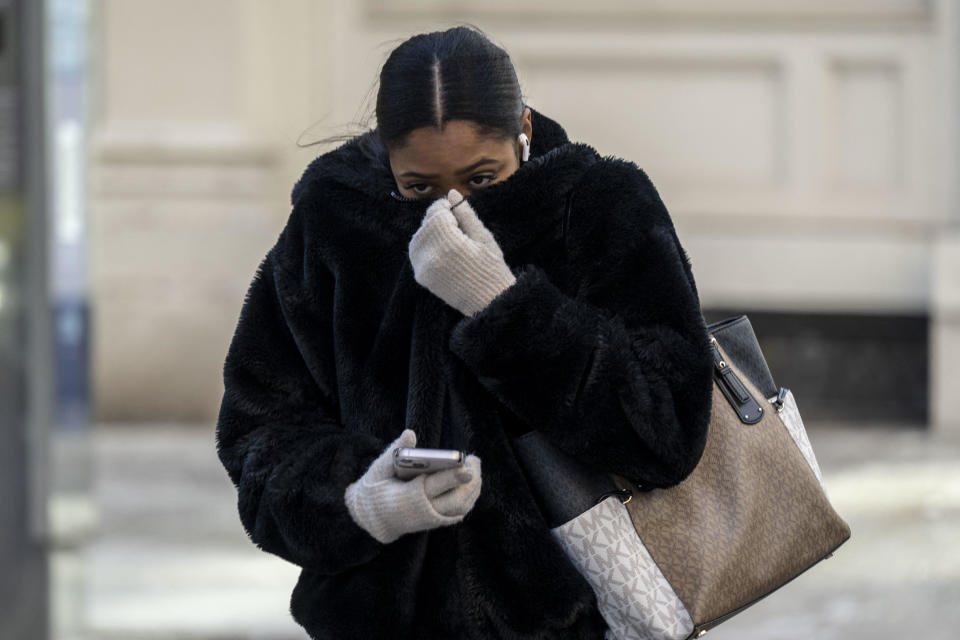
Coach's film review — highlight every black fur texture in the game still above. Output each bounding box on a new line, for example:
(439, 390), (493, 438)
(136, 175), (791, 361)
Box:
(215, 109), (714, 639)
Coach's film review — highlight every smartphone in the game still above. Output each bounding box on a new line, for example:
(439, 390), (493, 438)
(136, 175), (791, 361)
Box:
(393, 447), (465, 480)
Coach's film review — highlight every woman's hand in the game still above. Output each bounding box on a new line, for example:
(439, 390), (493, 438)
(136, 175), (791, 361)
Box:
(408, 189), (516, 316)
(344, 429), (483, 544)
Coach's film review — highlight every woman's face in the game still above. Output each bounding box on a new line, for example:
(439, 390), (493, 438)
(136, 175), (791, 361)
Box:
(388, 109), (533, 201)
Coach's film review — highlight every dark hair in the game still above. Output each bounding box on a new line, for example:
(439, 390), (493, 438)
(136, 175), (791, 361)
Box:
(297, 26), (524, 176)
(375, 26), (524, 150)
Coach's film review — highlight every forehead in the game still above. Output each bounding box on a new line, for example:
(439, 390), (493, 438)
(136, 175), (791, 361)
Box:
(388, 120), (513, 173)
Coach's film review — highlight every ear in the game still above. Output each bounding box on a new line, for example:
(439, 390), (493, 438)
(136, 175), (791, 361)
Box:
(521, 107), (533, 145)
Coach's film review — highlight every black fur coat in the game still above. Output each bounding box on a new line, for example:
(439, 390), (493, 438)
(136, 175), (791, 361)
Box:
(216, 109), (714, 639)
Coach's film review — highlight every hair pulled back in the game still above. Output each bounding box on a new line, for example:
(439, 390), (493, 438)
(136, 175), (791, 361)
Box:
(375, 26), (524, 150)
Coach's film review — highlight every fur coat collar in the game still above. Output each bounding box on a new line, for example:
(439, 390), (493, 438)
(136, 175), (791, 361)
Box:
(217, 109), (714, 639)
(291, 108), (599, 258)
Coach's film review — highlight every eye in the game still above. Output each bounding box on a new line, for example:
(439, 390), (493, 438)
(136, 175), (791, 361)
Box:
(468, 174), (495, 188)
(407, 184), (433, 196)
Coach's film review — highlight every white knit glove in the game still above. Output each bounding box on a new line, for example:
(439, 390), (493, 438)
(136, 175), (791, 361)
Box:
(344, 429), (483, 544)
(409, 189), (517, 316)
(432, 454), (482, 517)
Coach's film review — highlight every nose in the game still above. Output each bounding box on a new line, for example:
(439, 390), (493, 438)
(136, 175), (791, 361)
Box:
(437, 184), (473, 199)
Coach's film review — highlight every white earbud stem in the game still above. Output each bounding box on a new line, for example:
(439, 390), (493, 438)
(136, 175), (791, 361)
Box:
(518, 133), (530, 162)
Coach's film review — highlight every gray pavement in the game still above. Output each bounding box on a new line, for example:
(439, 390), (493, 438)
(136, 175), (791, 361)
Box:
(58, 423), (960, 640)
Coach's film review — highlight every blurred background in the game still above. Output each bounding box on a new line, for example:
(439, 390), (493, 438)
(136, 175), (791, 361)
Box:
(4, 0), (959, 638)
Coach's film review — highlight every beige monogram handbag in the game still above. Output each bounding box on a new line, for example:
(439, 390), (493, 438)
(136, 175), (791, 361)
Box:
(512, 315), (851, 639)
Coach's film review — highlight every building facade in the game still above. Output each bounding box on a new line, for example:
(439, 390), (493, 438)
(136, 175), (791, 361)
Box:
(88, 0), (960, 432)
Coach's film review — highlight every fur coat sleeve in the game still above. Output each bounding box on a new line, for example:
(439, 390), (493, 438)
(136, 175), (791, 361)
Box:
(215, 201), (388, 575)
(448, 159), (714, 489)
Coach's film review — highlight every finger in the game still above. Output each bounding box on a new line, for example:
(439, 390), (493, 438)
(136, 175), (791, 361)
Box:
(463, 454), (481, 476)
(409, 207), (470, 262)
(453, 455), (480, 483)
(447, 196), (485, 238)
(447, 189), (465, 207)
(432, 456), (482, 515)
(449, 199), (500, 250)
(415, 206), (462, 241)
(431, 478), (481, 517)
(423, 467), (469, 498)
(397, 429), (417, 448)
(421, 195), (451, 224)
(430, 487), (467, 517)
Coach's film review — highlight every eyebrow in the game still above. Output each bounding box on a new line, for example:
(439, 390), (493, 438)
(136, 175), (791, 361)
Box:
(398, 157), (501, 180)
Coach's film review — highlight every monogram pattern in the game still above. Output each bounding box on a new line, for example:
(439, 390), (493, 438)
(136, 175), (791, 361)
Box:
(614, 344), (851, 626)
(552, 497), (694, 640)
(771, 389), (825, 487)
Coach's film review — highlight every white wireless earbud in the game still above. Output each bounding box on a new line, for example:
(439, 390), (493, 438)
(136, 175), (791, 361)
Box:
(518, 133), (530, 162)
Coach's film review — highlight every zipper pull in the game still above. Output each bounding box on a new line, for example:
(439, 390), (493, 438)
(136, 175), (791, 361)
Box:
(709, 336), (765, 425)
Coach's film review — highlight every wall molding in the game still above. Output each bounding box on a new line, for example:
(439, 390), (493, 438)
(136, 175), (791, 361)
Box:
(91, 124), (279, 166)
(520, 53), (786, 191)
(364, 0), (934, 26)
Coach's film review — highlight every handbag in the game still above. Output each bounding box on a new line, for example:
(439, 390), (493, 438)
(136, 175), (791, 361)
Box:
(511, 314), (851, 640)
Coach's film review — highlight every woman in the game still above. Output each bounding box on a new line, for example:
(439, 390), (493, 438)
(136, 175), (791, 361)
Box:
(216, 26), (714, 639)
